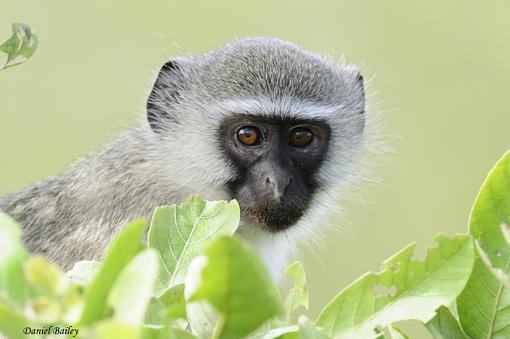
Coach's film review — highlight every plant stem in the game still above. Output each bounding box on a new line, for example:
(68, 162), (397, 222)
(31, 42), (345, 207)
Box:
(212, 314), (226, 339)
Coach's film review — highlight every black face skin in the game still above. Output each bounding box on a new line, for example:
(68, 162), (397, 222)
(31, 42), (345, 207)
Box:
(220, 114), (330, 232)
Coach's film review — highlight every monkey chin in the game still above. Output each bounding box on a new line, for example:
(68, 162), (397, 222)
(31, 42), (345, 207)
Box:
(242, 204), (304, 233)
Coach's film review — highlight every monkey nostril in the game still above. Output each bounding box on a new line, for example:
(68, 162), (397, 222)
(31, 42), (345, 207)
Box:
(280, 176), (292, 198)
(263, 175), (292, 200)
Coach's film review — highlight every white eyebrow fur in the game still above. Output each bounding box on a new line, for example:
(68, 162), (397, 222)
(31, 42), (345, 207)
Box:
(203, 97), (352, 121)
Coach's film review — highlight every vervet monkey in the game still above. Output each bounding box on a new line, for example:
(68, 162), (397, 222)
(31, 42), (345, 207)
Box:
(0, 38), (371, 279)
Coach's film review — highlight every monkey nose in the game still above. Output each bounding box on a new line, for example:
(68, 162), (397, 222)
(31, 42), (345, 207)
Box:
(264, 175), (292, 201)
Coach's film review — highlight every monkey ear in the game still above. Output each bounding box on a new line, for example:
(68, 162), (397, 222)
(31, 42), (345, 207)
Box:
(340, 66), (365, 112)
(341, 66), (366, 130)
(356, 73), (364, 95)
(348, 67), (365, 114)
(147, 59), (186, 132)
(355, 71), (365, 114)
(355, 71), (366, 130)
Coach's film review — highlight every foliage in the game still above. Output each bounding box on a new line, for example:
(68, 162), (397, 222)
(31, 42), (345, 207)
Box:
(148, 197), (240, 292)
(1, 23), (510, 339)
(284, 261), (309, 321)
(425, 306), (468, 339)
(1, 151), (510, 338)
(457, 150), (510, 339)
(0, 23), (38, 71)
(189, 237), (282, 339)
(0, 213), (32, 307)
(0, 188), (482, 339)
(315, 234), (474, 338)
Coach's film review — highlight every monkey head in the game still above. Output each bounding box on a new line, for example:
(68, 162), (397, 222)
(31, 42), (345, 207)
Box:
(146, 37), (366, 237)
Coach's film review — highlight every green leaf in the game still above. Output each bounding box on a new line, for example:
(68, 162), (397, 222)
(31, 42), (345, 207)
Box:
(502, 223), (510, 246)
(186, 299), (218, 338)
(249, 326), (299, 339)
(298, 316), (328, 339)
(144, 297), (165, 326)
(0, 23), (38, 71)
(80, 219), (146, 325)
(159, 284), (186, 319)
(315, 234), (474, 339)
(476, 240), (510, 290)
(0, 300), (35, 339)
(168, 327), (199, 339)
(0, 212), (32, 307)
(184, 255), (218, 338)
(93, 321), (141, 339)
(148, 196), (240, 291)
(25, 256), (65, 296)
(143, 326), (195, 339)
(190, 236), (282, 339)
(425, 306), (467, 339)
(65, 260), (101, 286)
(387, 326), (409, 339)
(457, 150), (510, 339)
(108, 249), (159, 325)
(61, 285), (84, 324)
(284, 261), (309, 320)
(26, 296), (60, 324)
(374, 327), (386, 339)
(145, 284), (187, 327)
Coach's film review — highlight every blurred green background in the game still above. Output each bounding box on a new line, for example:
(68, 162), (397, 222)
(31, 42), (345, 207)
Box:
(1, 1), (509, 337)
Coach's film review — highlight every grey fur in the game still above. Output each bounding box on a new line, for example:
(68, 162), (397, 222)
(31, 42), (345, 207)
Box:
(0, 38), (368, 277)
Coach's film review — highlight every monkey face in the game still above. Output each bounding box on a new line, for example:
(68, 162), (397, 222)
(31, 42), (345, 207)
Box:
(220, 114), (330, 232)
(146, 38), (366, 234)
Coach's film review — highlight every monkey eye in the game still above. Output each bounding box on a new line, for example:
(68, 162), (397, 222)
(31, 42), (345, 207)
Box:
(289, 127), (314, 147)
(237, 126), (262, 146)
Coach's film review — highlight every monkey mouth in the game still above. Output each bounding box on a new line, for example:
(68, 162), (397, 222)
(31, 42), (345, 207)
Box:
(242, 204), (304, 232)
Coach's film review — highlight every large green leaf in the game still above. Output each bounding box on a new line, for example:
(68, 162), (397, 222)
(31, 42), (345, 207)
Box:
(189, 236), (282, 339)
(457, 150), (510, 339)
(0, 23), (38, 71)
(315, 234), (474, 338)
(80, 219), (146, 325)
(148, 196), (239, 291)
(0, 212), (32, 307)
(108, 249), (159, 325)
(425, 306), (467, 339)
